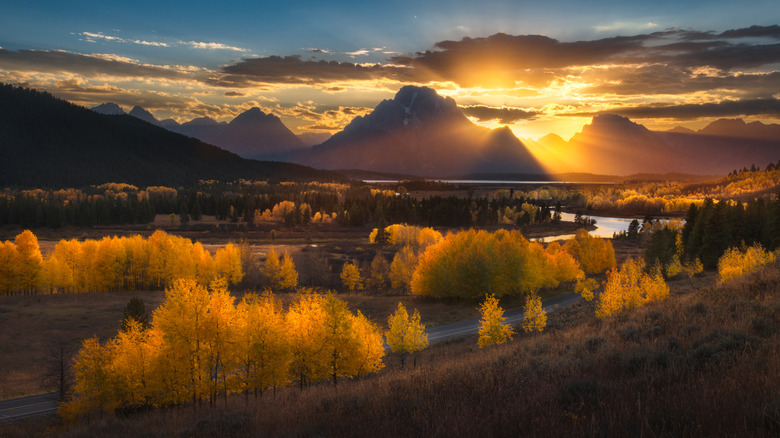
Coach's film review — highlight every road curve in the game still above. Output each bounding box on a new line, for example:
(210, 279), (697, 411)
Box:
(0, 393), (59, 422)
(394, 291), (583, 347)
(1, 293), (583, 422)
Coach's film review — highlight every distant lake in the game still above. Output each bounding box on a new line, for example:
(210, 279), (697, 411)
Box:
(364, 179), (615, 184)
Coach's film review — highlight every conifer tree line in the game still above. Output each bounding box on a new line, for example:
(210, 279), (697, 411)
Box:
(0, 181), (559, 229)
(61, 281), (387, 420)
(0, 230), (242, 295)
(680, 198), (780, 269)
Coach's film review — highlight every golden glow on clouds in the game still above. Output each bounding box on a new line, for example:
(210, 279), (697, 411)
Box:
(3, 26), (780, 136)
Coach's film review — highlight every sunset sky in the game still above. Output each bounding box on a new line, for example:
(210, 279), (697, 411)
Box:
(1, 0), (779, 139)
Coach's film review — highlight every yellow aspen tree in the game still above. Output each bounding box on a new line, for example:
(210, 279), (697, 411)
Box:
(77, 239), (100, 292)
(50, 239), (81, 293)
(286, 292), (328, 389)
(718, 244), (776, 282)
(214, 243), (244, 286)
(233, 292), (291, 400)
(41, 255), (69, 293)
(14, 230), (43, 292)
(123, 235), (149, 291)
(521, 293), (547, 333)
(349, 310), (385, 377)
(65, 337), (120, 417)
(192, 242), (215, 286)
(322, 294), (358, 386)
(152, 278), (212, 406)
(596, 258), (669, 318)
(390, 245), (417, 292)
(146, 230), (174, 289)
(263, 248), (281, 288)
(0, 241), (19, 295)
(109, 320), (156, 409)
(575, 276), (597, 301)
(203, 279), (237, 406)
(385, 302), (428, 367)
(340, 261), (363, 291)
(277, 252), (298, 290)
(642, 265), (670, 302)
(478, 294), (516, 347)
(416, 227), (443, 251)
(564, 229), (616, 275)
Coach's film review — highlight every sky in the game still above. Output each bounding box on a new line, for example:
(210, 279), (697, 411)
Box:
(1, 0), (779, 140)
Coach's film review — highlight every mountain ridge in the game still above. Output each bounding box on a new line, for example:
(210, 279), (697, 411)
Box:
(2, 84), (341, 187)
(292, 85), (545, 176)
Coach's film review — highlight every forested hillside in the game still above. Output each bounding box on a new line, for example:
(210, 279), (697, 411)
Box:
(0, 84), (340, 187)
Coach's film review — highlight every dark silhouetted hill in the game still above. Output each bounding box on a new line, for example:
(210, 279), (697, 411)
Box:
(0, 84), (340, 187)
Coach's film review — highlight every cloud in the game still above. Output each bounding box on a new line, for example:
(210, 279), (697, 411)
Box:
(209, 55), (417, 87)
(187, 41), (248, 52)
(593, 21), (658, 33)
(323, 86), (346, 93)
(223, 91), (246, 97)
(80, 32), (169, 48)
(580, 65), (780, 99)
(569, 98), (780, 120)
(276, 104), (373, 131)
(388, 26), (780, 88)
(459, 105), (541, 123)
(0, 49), (190, 80)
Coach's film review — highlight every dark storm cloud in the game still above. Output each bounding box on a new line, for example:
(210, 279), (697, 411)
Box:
(0, 49), (189, 80)
(718, 25), (780, 39)
(459, 105), (541, 123)
(208, 55), (418, 87)
(570, 98), (780, 120)
(223, 91), (246, 97)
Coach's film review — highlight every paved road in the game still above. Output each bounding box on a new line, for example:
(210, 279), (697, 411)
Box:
(425, 291), (581, 343)
(0, 393), (59, 422)
(1, 292), (582, 422)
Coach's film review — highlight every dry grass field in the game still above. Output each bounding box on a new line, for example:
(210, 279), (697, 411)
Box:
(3, 261), (776, 437)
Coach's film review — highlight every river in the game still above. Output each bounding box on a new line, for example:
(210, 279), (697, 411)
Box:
(537, 213), (678, 242)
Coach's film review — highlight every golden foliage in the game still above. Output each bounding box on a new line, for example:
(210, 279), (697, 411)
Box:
(411, 229), (583, 299)
(385, 303), (428, 366)
(63, 282), (385, 419)
(340, 261), (363, 291)
(521, 293), (547, 333)
(718, 244), (776, 283)
(563, 229), (616, 275)
(477, 294), (515, 347)
(596, 258), (669, 318)
(3, 230), (243, 295)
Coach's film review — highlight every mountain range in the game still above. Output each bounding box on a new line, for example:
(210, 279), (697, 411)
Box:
(93, 103), (308, 160)
(292, 86), (545, 176)
(526, 114), (780, 175)
(0, 84), (339, 187)
(94, 85), (779, 177)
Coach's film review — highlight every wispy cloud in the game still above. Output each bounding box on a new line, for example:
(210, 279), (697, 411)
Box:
(186, 41), (249, 52)
(593, 21), (658, 33)
(80, 31), (170, 48)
